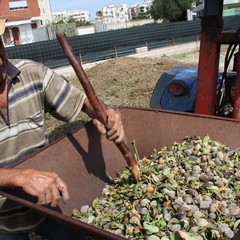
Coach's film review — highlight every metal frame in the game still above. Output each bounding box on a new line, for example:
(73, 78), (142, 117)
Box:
(195, 0), (240, 118)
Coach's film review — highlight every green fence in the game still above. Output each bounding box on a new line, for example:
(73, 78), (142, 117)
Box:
(5, 15), (240, 69)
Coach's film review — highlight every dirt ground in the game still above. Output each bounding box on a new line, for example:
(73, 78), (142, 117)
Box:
(47, 43), (229, 142)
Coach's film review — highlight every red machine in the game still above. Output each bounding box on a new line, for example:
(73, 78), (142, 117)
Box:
(196, 0), (240, 118)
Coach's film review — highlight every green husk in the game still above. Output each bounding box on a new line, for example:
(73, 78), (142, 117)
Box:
(73, 136), (240, 240)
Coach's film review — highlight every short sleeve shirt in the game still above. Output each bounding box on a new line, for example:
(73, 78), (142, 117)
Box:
(0, 59), (86, 233)
(0, 59), (86, 168)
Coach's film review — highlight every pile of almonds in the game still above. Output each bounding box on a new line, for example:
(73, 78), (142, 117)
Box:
(73, 136), (240, 240)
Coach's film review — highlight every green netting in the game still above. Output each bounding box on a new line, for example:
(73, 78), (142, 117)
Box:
(5, 15), (240, 69)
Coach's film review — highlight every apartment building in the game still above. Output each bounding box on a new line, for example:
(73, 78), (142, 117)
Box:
(100, 4), (129, 24)
(96, 0), (154, 24)
(52, 10), (91, 22)
(0, 0), (52, 46)
(52, 10), (68, 22)
(129, 0), (153, 20)
(52, 10), (90, 23)
(68, 10), (90, 22)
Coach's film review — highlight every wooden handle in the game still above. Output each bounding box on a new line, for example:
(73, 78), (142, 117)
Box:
(56, 32), (140, 181)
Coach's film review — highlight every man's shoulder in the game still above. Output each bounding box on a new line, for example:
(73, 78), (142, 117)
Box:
(9, 59), (42, 69)
(9, 59), (52, 80)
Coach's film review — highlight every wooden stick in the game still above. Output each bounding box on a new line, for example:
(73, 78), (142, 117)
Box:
(56, 32), (140, 182)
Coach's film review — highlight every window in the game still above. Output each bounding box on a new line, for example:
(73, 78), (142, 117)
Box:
(9, 0), (28, 10)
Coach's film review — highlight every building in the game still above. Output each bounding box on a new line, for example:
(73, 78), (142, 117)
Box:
(129, 0), (153, 20)
(37, 0), (53, 25)
(52, 10), (90, 23)
(187, 2), (197, 20)
(68, 10), (90, 23)
(98, 4), (129, 24)
(95, 1), (155, 32)
(0, 0), (52, 46)
(52, 10), (68, 22)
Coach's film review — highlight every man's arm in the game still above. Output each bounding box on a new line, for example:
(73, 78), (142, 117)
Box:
(0, 168), (69, 207)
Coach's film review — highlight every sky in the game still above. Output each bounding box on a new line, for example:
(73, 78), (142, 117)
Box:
(50, 0), (139, 21)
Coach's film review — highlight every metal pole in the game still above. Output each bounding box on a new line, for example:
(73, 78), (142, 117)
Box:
(195, 0), (223, 115)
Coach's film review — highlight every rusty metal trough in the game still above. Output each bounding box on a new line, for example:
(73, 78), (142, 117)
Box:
(1, 107), (240, 239)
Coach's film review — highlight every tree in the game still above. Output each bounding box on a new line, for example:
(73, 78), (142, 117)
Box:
(137, 6), (149, 19)
(67, 17), (76, 24)
(149, 0), (193, 22)
(133, 6), (150, 20)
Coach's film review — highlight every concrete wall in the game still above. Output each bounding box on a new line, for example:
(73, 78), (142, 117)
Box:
(76, 26), (95, 35)
(95, 19), (160, 32)
(19, 24), (34, 44)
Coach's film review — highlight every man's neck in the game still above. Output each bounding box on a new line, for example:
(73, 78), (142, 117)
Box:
(0, 77), (8, 114)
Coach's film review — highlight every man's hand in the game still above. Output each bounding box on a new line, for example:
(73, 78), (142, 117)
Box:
(93, 108), (125, 144)
(21, 169), (69, 207)
(82, 98), (125, 143)
(1, 168), (69, 207)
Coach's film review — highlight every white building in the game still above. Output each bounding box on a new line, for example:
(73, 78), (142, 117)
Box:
(100, 4), (129, 24)
(68, 10), (90, 22)
(37, 0), (53, 25)
(52, 10), (90, 23)
(4, 17), (41, 45)
(52, 11), (68, 22)
(129, 0), (153, 20)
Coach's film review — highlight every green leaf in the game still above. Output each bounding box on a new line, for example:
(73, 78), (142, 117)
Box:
(233, 219), (240, 230)
(109, 222), (125, 230)
(155, 219), (167, 229)
(143, 221), (159, 234)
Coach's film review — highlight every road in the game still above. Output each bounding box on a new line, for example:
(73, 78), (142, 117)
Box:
(53, 41), (200, 77)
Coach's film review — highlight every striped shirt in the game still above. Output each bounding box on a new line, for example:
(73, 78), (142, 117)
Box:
(0, 59), (86, 233)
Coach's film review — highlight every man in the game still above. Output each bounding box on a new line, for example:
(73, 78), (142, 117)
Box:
(0, 19), (124, 239)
